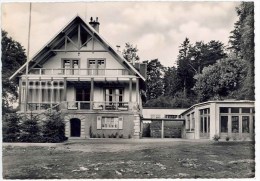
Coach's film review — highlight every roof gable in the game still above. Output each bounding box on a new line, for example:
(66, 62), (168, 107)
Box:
(10, 15), (145, 81)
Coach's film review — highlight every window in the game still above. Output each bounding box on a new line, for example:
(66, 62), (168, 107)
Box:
(186, 114), (190, 130)
(232, 116), (239, 133)
(165, 115), (177, 119)
(242, 116), (249, 133)
(63, 59), (79, 75)
(97, 116), (123, 130)
(220, 116), (228, 133)
(242, 108), (251, 113)
(220, 107), (229, 113)
(151, 114), (161, 119)
(191, 113), (195, 130)
(88, 59), (106, 75)
(105, 88), (123, 103)
(231, 108), (240, 113)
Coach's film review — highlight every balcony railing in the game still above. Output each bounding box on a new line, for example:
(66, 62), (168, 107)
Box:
(25, 101), (131, 111)
(29, 68), (129, 76)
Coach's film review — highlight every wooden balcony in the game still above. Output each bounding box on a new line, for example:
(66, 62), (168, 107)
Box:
(24, 101), (135, 112)
(28, 68), (130, 77)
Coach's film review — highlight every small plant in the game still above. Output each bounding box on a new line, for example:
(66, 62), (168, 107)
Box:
(89, 126), (93, 138)
(119, 134), (124, 138)
(97, 134), (101, 138)
(225, 136), (230, 141)
(212, 134), (220, 142)
(102, 134), (105, 138)
(92, 134), (96, 138)
(108, 134), (111, 138)
(115, 132), (118, 138)
(111, 133), (115, 138)
(128, 134), (132, 139)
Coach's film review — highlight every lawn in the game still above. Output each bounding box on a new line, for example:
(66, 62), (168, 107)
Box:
(2, 139), (255, 179)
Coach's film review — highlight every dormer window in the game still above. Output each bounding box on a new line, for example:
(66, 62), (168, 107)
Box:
(62, 59), (80, 75)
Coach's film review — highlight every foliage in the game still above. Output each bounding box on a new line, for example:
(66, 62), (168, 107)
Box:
(2, 113), (21, 142)
(2, 30), (26, 114)
(122, 42), (140, 63)
(144, 91), (195, 108)
(42, 111), (66, 143)
(229, 2), (254, 100)
(19, 113), (41, 142)
(163, 66), (179, 97)
(146, 59), (164, 100)
(193, 57), (247, 102)
(226, 136), (230, 142)
(213, 134), (221, 142)
(176, 38), (227, 99)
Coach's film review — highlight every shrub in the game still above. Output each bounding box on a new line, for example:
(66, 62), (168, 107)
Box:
(42, 111), (66, 143)
(111, 133), (115, 138)
(212, 134), (220, 142)
(102, 134), (105, 138)
(128, 134), (132, 139)
(108, 134), (112, 138)
(225, 136), (230, 141)
(19, 113), (41, 142)
(97, 134), (101, 138)
(89, 126), (93, 138)
(119, 134), (124, 138)
(2, 113), (21, 142)
(115, 132), (118, 138)
(92, 134), (96, 138)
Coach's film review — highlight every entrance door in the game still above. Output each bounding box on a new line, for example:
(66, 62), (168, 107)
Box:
(70, 118), (81, 137)
(200, 116), (210, 138)
(76, 88), (90, 109)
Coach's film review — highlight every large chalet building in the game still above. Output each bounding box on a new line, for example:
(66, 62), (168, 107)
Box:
(10, 16), (255, 141)
(10, 16), (146, 139)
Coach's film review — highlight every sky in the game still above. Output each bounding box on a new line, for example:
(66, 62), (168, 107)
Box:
(2, 1), (240, 67)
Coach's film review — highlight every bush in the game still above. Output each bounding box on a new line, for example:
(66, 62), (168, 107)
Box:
(2, 113), (21, 142)
(92, 134), (96, 138)
(89, 126), (93, 138)
(102, 134), (105, 138)
(119, 134), (124, 138)
(128, 134), (132, 139)
(97, 134), (101, 138)
(41, 111), (66, 143)
(115, 132), (118, 138)
(111, 133), (115, 138)
(212, 134), (220, 142)
(19, 113), (41, 142)
(225, 136), (230, 141)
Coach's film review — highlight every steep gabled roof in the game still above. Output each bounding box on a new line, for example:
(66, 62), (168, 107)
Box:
(10, 15), (145, 81)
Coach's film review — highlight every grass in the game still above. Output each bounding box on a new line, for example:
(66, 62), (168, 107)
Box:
(2, 139), (255, 179)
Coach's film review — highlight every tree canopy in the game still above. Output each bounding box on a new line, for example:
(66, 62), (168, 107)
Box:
(2, 30), (26, 114)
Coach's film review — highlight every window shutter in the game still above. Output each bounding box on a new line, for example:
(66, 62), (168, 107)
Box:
(118, 117), (123, 129)
(97, 116), (102, 129)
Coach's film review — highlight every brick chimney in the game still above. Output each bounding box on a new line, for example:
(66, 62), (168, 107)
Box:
(89, 17), (100, 32)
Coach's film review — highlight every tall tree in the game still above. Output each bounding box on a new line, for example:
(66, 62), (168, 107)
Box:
(163, 66), (179, 97)
(122, 42), (140, 64)
(229, 2), (254, 100)
(146, 59), (164, 100)
(193, 57), (247, 102)
(2, 30), (26, 114)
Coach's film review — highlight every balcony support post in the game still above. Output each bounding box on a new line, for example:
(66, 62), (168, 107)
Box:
(51, 78), (54, 109)
(90, 77), (94, 110)
(129, 78), (133, 104)
(63, 77), (67, 101)
(19, 78), (22, 109)
(136, 78), (139, 103)
(39, 78), (42, 111)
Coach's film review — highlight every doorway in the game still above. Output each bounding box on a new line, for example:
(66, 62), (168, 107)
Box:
(70, 118), (81, 137)
(76, 87), (90, 109)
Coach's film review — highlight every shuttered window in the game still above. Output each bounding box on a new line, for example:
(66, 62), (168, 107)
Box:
(97, 116), (123, 129)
